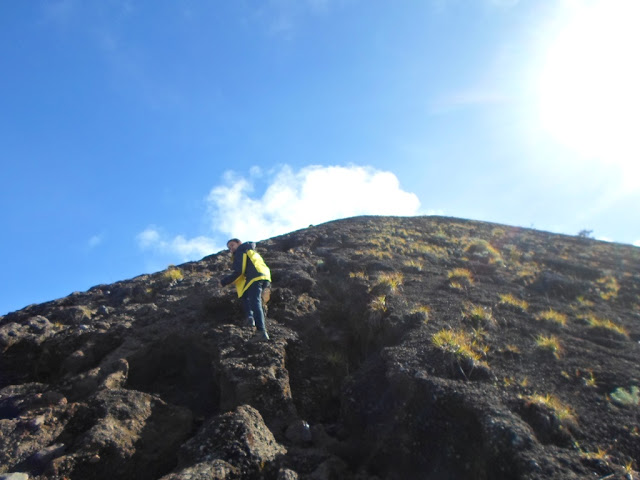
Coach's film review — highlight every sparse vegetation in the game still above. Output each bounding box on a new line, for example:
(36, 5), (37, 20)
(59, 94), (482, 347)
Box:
(447, 268), (474, 290)
(535, 309), (567, 327)
(464, 238), (504, 265)
(369, 295), (388, 313)
(432, 328), (487, 365)
(412, 243), (449, 259)
(523, 393), (577, 424)
(498, 293), (528, 312)
(580, 446), (609, 462)
(582, 370), (597, 388)
(597, 275), (620, 301)
(349, 271), (367, 280)
(584, 315), (629, 338)
(403, 259), (424, 271)
(375, 272), (404, 293)
(535, 334), (563, 358)
(610, 386), (640, 406)
(575, 296), (595, 308)
(410, 304), (431, 323)
(462, 303), (495, 327)
(78, 305), (95, 320)
(163, 266), (183, 281)
(504, 344), (521, 355)
(356, 249), (393, 260)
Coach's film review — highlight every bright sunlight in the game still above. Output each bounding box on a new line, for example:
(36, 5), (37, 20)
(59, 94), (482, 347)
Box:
(537, 0), (640, 176)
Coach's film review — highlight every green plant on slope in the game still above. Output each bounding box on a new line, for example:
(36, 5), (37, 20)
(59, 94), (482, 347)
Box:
(610, 386), (640, 406)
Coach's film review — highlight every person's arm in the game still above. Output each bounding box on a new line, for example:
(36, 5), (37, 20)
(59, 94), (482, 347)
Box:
(220, 252), (244, 286)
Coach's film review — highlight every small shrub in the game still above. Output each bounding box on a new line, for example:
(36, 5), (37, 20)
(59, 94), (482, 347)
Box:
(535, 334), (563, 358)
(498, 293), (528, 312)
(464, 238), (504, 265)
(536, 309), (567, 327)
(610, 386), (640, 406)
(163, 266), (183, 281)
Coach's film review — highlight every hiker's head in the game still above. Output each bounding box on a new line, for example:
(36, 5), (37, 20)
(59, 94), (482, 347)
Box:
(227, 238), (241, 254)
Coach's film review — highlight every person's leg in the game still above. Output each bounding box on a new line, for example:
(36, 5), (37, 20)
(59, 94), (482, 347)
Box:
(246, 281), (266, 332)
(241, 292), (255, 327)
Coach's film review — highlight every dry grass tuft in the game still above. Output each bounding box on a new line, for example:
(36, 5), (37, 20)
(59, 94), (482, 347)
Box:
(535, 334), (563, 358)
(462, 303), (495, 327)
(524, 393), (577, 424)
(163, 266), (183, 281)
(447, 268), (474, 290)
(584, 315), (629, 338)
(432, 328), (487, 364)
(536, 309), (567, 327)
(375, 272), (404, 293)
(597, 275), (620, 301)
(498, 293), (528, 312)
(369, 295), (388, 313)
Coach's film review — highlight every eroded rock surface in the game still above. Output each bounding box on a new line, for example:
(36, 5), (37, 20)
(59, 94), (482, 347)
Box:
(1, 216), (639, 479)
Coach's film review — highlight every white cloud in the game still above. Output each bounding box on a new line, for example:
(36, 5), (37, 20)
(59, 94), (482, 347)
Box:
(207, 164), (421, 242)
(136, 227), (218, 261)
(634, 239), (640, 247)
(88, 234), (104, 249)
(137, 164), (421, 262)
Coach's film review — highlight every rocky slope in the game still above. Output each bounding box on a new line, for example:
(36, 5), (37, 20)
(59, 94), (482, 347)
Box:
(1, 216), (639, 480)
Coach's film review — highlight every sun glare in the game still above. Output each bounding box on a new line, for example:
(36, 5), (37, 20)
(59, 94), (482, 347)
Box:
(537, 0), (640, 177)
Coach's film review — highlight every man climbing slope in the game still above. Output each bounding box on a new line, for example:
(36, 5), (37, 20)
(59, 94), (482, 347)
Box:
(220, 238), (272, 342)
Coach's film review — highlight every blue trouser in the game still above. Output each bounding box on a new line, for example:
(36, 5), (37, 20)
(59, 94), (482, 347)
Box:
(241, 280), (268, 331)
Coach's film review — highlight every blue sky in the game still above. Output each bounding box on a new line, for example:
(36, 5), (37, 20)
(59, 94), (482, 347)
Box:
(2, 0), (639, 315)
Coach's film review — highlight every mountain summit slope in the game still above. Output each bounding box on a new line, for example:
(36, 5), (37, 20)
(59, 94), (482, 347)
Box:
(1, 216), (639, 479)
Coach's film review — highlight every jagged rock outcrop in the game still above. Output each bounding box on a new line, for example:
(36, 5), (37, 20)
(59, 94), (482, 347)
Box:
(1, 216), (639, 479)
